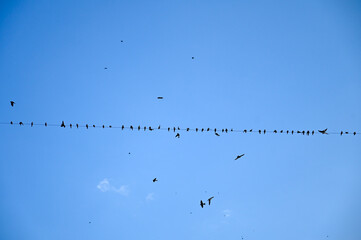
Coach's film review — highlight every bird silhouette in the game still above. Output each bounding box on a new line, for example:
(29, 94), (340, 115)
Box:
(312, 130), (315, 135)
(291, 130), (294, 134)
(243, 130), (247, 133)
(274, 130), (277, 133)
(345, 131), (349, 134)
(86, 124), (89, 129)
(122, 125), (124, 130)
(201, 128), (204, 132)
(280, 130), (283, 133)
(61, 121), (66, 128)
(109, 125), (112, 128)
(144, 126), (146, 131)
(177, 127), (180, 130)
(149, 127), (154, 131)
(138, 126), (141, 130)
(153, 178), (158, 182)
(168, 127), (170, 131)
(157, 97), (163, 99)
(340, 131), (343, 136)
(249, 129), (253, 132)
(264, 129), (266, 134)
(45, 122), (47, 127)
(302, 130), (305, 135)
(306, 131), (310, 136)
(222, 129), (224, 132)
(192, 57), (195, 59)
(10, 101), (15, 107)
(76, 124), (79, 128)
(70, 124), (72, 128)
(175, 133), (180, 138)
(196, 128), (199, 132)
(354, 132), (356, 135)
(286, 130), (289, 134)
(173, 127), (176, 132)
(93, 125), (95, 128)
(121, 40), (123, 42)
(130, 126), (133, 130)
(158, 125), (161, 129)
(215, 133), (220, 136)
(31, 122), (33, 127)
(214, 128), (217, 132)
(225, 129), (228, 133)
(187, 128), (190, 131)
(235, 154), (245, 160)
(104, 67), (108, 70)
(200, 200), (206, 208)
(318, 128), (328, 134)
(207, 128), (210, 131)
(259, 130), (261, 134)
(10, 121), (13, 124)
(208, 196), (214, 205)
(19, 122), (24, 126)
(297, 131), (301, 134)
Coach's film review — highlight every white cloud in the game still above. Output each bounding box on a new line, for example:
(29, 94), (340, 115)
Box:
(223, 209), (231, 218)
(97, 178), (129, 196)
(146, 192), (155, 201)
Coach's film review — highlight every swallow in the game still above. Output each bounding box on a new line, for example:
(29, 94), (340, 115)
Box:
(149, 127), (154, 131)
(109, 125), (112, 128)
(175, 133), (180, 138)
(138, 126), (141, 130)
(231, 129), (233, 132)
(201, 128), (204, 132)
(274, 130), (277, 133)
(291, 130), (294, 134)
(354, 132), (356, 135)
(280, 130), (283, 133)
(306, 131), (310, 135)
(187, 128), (190, 131)
(215, 132), (220, 136)
(10, 121), (13, 124)
(173, 127), (176, 132)
(235, 154), (245, 160)
(345, 131), (349, 134)
(264, 129), (266, 134)
(10, 101), (15, 107)
(340, 131), (343, 136)
(93, 125), (95, 128)
(243, 130), (247, 133)
(76, 124), (79, 128)
(214, 128), (217, 132)
(196, 128), (199, 132)
(86, 124), (89, 129)
(130, 126), (133, 130)
(45, 122), (48, 127)
(19, 122), (24, 126)
(286, 130), (289, 134)
(61, 121), (66, 128)
(158, 125), (161, 129)
(208, 196), (214, 205)
(144, 126), (146, 131)
(122, 125), (124, 130)
(177, 127), (180, 130)
(222, 129), (224, 132)
(121, 40), (123, 42)
(153, 178), (158, 182)
(31, 122), (33, 127)
(200, 200), (206, 208)
(318, 128), (328, 134)
(207, 128), (210, 131)
(312, 130), (314, 135)
(70, 124), (72, 128)
(225, 129), (228, 133)
(168, 127), (170, 131)
(259, 130), (261, 134)
(302, 131), (305, 135)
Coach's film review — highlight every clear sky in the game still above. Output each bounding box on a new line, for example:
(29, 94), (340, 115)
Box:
(0, 0), (361, 239)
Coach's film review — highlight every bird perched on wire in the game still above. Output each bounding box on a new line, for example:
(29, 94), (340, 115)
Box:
(86, 124), (89, 129)
(264, 129), (266, 134)
(61, 121), (66, 128)
(340, 131), (343, 136)
(158, 125), (161, 129)
(215, 132), (220, 136)
(149, 127), (154, 131)
(186, 128), (190, 131)
(31, 122), (33, 127)
(259, 130), (261, 134)
(175, 133), (180, 138)
(274, 130), (277, 133)
(19, 122), (24, 126)
(10, 101), (15, 107)
(354, 132), (356, 135)
(130, 125), (133, 130)
(157, 97), (163, 99)
(312, 130), (315, 135)
(235, 154), (245, 160)
(208, 196), (214, 205)
(153, 178), (158, 182)
(10, 121), (13, 124)
(243, 129), (247, 133)
(76, 124), (79, 128)
(122, 125), (124, 130)
(138, 126), (141, 130)
(200, 200), (206, 208)
(104, 67), (108, 70)
(70, 124), (72, 128)
(318, 128), (328, 134)
(192, 57), (195, 60)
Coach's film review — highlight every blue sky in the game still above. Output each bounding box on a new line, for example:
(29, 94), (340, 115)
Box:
(0, 0), (361, 239)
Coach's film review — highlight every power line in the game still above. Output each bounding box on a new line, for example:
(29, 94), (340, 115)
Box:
(0, 121), (359, 136)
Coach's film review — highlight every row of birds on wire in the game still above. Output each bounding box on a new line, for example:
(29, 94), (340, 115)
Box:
(2, 120), (359, 136)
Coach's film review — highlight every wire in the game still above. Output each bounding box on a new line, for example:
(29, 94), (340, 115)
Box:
(0, 121), (359, 136)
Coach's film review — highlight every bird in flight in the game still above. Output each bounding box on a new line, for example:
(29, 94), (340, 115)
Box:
(153, 178), (158, 182)
(318, 128), (328, 134)
(208, 196), (214, 205)
(175, 133), (180, 138)
(215, 133), (220, 136)
(10, 101), (15, 107)
(200, 200), (206, 208)
(235, 154), (245, 160)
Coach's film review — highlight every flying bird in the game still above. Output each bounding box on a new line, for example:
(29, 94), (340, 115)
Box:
(153, 178), (158, 182)
(215, 132), (220, 136)
(200, 200), (206, 208)
(208, 196), (214, 205)
(10, 101), (15, 107)
(235, 154), (245, 160)
(318, 128), (328, 134)
(175, 133), (180, 138)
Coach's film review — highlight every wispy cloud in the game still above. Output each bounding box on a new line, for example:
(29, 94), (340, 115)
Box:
(223, 209), (231, 218)
(146, 192), (155, 201)
(97, 178), (129, 196)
